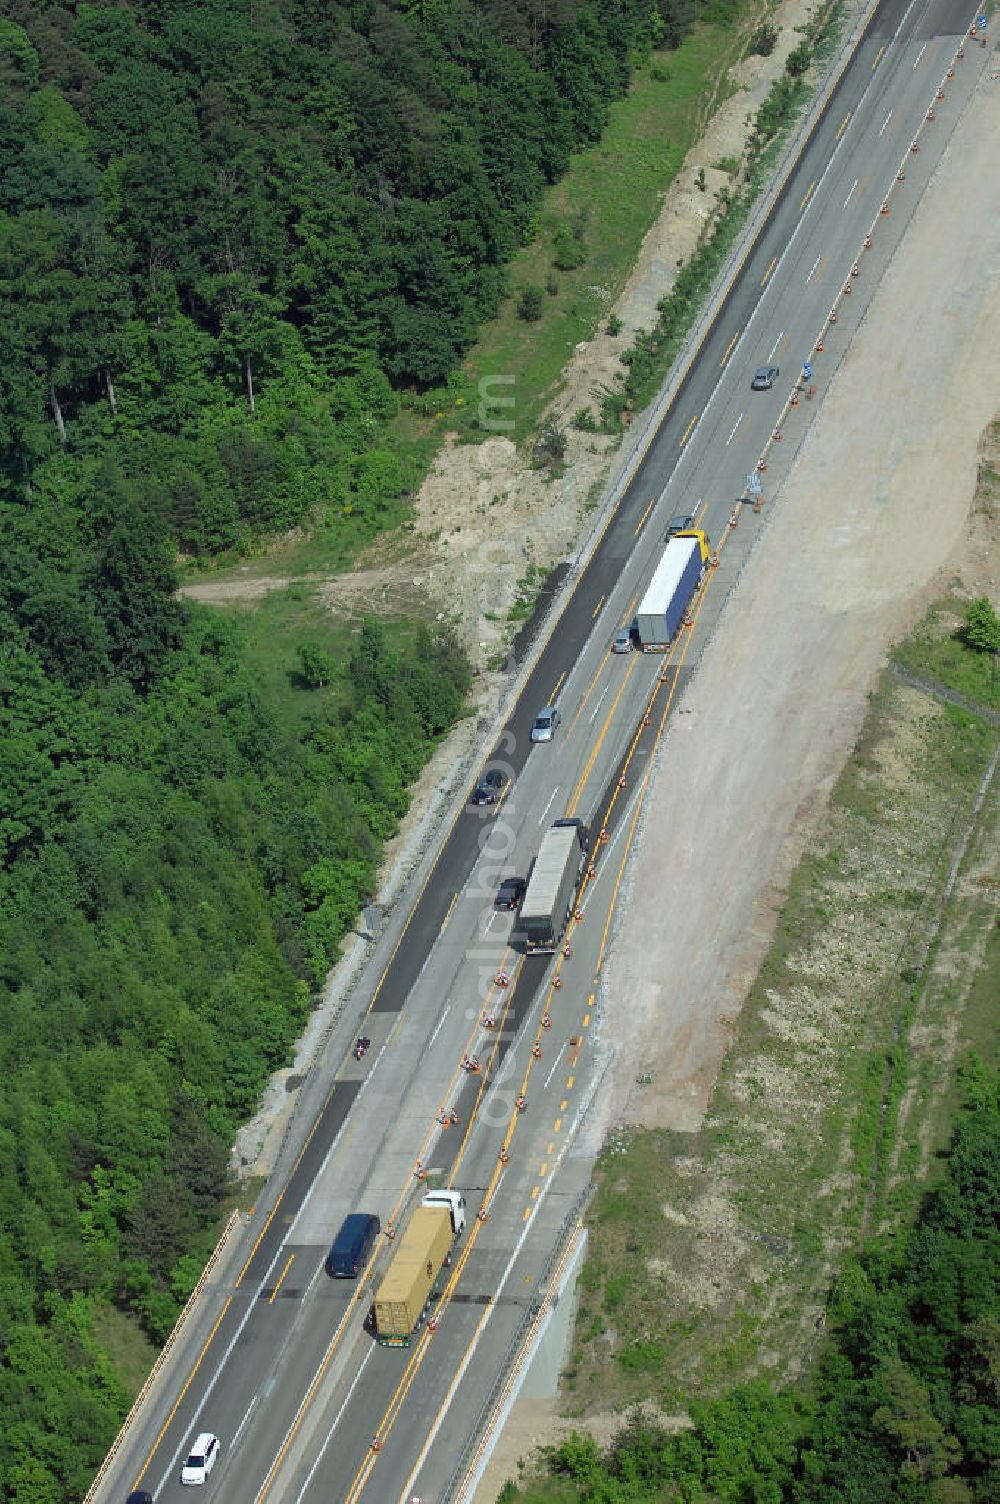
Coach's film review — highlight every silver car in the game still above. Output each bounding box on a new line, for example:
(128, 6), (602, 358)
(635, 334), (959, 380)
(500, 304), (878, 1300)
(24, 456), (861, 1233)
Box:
(530, 706), (561, 742)
(612, 627), (633, 654)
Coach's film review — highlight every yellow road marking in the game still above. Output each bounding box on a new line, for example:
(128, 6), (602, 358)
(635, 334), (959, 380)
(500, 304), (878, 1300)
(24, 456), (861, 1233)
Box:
(554, 1118), (562, 1133)
(583, 1013), (591, 1027)
(531, 1185), (540, 1200)
(549, 670), (566, 702)
(568, 592), (638, 737)
(872, 43), (884, 70)
(257, 12), (885, 1493)
(439, 892), (458, 932)
(268, 1254), (294, 1306)
(591, 593), (605, 619)
(566, 655), (637, 815)
(799, 179), (816, 213)
(760, 255), (777, 288)
(634, 496), (655, 534)
(134, 1297), (233, 1487)
(523, 1207), (531, 1221)
(540, 1162), (549, 1176)
(330, 1121), (357, 1169)
(566, 1075), (575, 1090)
(678, 414), (697, 448)
(835, 110), (851, 140)
(235, 1084), (333, 1285)
(719, 329), (740, 367)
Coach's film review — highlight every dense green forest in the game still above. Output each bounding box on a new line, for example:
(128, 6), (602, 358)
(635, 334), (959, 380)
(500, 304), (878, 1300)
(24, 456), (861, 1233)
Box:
(511, 1063), (1000, 1504)
(0, 1), (753, 1496)
(0, 0), (735, 555)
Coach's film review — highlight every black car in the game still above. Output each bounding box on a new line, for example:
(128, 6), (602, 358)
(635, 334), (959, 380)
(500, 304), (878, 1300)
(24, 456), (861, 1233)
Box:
(751, 364), (779, 390)
(126, 1494), (153, 1504)
(472, 768), (508, 806)
(495, 877), (526, 911)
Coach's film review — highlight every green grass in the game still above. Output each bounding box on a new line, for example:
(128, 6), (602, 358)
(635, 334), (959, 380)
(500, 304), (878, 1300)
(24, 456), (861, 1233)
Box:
(894, 597), (1000, 711)
(229, 583), (356, 729)
(91, 1305), (159, 1403)
(567, 622), (1000, 1413)
(444, 19), (754, 445)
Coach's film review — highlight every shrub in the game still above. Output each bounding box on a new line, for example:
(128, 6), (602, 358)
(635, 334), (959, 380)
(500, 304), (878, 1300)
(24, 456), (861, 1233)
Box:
(552, 223), (586, 271)
(786, 40), (812, 77)
(517, 284), (544, 322)
(962, 596), (1000, 656)
(749, 21), (778, 56)
(532, 419), (566, 467)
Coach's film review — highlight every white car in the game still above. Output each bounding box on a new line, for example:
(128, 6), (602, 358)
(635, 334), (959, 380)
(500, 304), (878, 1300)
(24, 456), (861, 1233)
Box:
(181, 1433), (219, 1486)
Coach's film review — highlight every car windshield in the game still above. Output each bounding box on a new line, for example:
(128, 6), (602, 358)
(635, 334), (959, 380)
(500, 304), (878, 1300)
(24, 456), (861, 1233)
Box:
(187, 1453), (203, 1468)
(535, 713), (552, 728)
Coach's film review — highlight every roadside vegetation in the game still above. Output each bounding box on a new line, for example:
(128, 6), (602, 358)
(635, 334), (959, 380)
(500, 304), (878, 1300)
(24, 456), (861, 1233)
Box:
(0, 1), (897, 1497)
(1, 2), (795, 1497)
(506, 1068), (1000, 1502)
(497, 596), (1000, 1502)
(602, 1), (846, 427)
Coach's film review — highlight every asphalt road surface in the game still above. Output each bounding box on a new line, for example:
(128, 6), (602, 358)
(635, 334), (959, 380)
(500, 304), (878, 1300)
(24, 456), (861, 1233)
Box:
(103, 6), (989, 1504)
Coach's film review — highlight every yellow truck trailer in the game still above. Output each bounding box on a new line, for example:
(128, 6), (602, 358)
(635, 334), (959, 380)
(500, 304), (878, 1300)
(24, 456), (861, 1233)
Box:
(374, 1190), (465, 1346)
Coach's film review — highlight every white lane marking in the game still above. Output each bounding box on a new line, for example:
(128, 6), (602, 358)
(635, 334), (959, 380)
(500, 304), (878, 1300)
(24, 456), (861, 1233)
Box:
(768, 330), (783, 359)
(589, 684), (610, 722)
(726, 414), (744, 447)
(672, 8), (918, 488)
(913, 41), (926, 67)
(232, 1396), (257, 1452)
(483, 909), (500, 934)
(879, 110), (893, 136)
(293, 1346), (376, 1504)
(806, 254), (821, 283)
(590, 784), (645, 874)
(428, 1002), (451, 1049)
(895, 0), (919, 43)
(843, 177), (858, 208)
(537, 788), (558, 825)
(544, 1042), (568, 1091)
(396, 1064), (603, 1504)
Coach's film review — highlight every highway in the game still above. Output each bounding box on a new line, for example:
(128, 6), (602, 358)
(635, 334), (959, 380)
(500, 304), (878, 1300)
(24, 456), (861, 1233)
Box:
(103, 5), (990, 1504)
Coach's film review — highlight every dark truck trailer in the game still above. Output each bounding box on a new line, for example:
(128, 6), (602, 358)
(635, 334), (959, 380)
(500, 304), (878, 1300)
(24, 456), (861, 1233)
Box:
(635, 531), (709, 649)
(519, 819), (588, 953)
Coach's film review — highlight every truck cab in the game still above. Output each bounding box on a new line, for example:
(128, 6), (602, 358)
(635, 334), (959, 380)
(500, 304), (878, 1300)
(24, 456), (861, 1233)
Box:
(421, 1188), (466, 1235)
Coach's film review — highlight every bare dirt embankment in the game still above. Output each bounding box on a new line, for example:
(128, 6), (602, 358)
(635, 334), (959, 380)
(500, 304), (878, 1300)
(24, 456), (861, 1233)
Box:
(473, 32), (1000, 1504)
(182, 0), (836, 668)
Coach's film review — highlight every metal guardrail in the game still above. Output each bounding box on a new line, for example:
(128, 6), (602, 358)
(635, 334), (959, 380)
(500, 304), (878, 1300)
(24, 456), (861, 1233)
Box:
(82, 1210), (242, 1504)
(440, 1184), (594, 1504)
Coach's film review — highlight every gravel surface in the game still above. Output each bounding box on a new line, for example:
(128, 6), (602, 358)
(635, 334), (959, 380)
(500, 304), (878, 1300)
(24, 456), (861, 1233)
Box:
(597, 54), (1000, 1138)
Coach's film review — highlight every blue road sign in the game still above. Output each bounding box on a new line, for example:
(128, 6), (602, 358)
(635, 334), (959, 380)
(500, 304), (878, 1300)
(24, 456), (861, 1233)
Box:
(803, 360), (813, 379)
(979, 15), (987, 31)
(746, 473), (762, 495)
